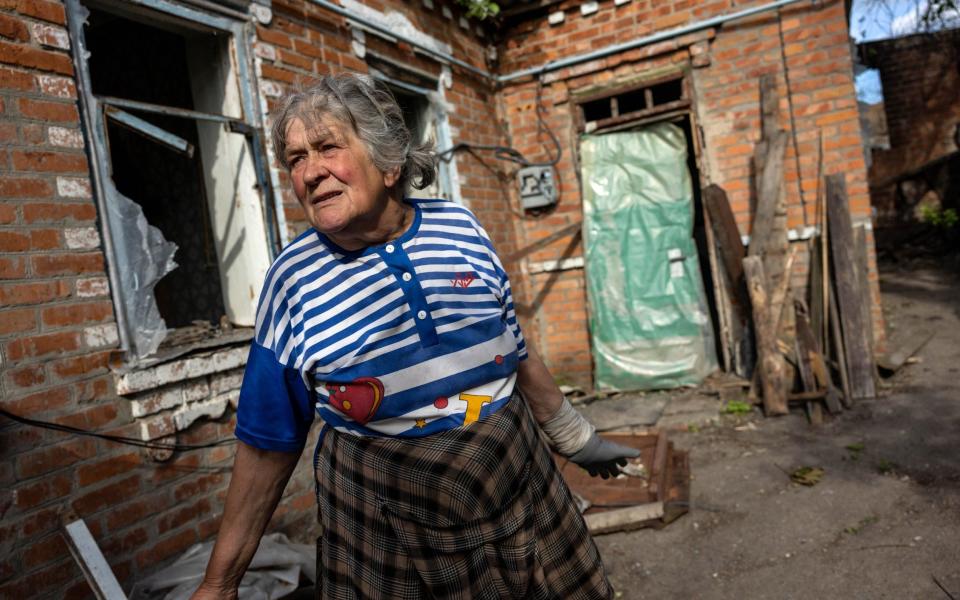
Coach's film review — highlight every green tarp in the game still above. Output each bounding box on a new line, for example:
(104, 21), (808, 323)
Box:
(581, 122), (717, 390)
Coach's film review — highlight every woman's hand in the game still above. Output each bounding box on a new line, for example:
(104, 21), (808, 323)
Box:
(567, 432), (641, 478)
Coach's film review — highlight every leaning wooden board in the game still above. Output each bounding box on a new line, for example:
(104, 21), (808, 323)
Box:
(556, 432), (690, 534)
(825, 175), (876, 400)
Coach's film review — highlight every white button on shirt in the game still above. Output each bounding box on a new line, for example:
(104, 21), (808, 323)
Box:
(402, 272), (412, 282)
(385, 244), (395, 253)
(417, 310), (427, 320)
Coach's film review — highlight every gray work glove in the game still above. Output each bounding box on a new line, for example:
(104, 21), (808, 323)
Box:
(568, 432), (641, 479)
(539, 397), (641, 479)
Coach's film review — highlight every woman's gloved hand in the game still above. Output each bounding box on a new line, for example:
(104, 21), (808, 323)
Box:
(538, 396), (640, 478)
(568, 432), (641, 479)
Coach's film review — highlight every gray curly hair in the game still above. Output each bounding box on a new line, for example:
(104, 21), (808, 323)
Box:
(271, 73), (436, 192)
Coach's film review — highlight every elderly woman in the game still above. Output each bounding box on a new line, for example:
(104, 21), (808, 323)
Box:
(193, 73), (638, 599)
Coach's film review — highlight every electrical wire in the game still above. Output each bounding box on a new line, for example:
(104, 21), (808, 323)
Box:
(434, 71), (563, 169)
(777, 7), (810, 226)
(0, 407), (237, 452)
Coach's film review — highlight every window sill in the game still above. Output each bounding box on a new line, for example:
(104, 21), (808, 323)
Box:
(114, 327), (254, 396)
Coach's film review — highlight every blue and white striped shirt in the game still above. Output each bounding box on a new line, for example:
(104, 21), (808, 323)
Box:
(235, 199), (527, 450)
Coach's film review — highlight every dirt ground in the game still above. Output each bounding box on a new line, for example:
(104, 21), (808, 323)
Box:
(595, 256), (960, 599)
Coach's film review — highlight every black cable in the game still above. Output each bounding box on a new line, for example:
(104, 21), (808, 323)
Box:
(434, 71), (563, 170)
(533, 72), (562, 167)
(777, 7), (809, 227)
(0, 407), (237, 452)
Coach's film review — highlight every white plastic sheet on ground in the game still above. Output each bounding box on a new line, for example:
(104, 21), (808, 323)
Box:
(130, 533), (315, 600)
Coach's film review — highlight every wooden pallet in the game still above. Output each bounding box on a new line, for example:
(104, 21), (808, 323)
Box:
(556, 431), (690, 534)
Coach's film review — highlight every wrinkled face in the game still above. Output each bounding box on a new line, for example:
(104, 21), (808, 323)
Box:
(284, 116), (399, 240)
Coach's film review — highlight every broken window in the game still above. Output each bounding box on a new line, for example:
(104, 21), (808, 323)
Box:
(66, 0), (278, 360)
(391, 85), (446, 200)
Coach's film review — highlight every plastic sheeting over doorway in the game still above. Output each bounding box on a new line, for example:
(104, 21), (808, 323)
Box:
(580, 122), (717, 390)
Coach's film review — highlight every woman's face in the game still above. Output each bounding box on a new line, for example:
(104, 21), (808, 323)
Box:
(284, 116), (399, 240)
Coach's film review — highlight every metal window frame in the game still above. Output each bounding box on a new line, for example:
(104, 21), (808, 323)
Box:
(65, 0), (279, 359)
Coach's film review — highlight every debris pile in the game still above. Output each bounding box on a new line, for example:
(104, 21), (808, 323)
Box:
(702, 74), (897, 424)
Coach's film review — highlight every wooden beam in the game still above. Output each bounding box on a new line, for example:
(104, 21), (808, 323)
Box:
(826, 175), (877, 400)
(62, 514), (127, 600)
(585, 502), (665, 534)
(743, 256), (789, 415)
(748, 130), (789, 292)
(703, 184), (752, 376)
(877, 330), (935, 373)
(853, 225), (876, 358)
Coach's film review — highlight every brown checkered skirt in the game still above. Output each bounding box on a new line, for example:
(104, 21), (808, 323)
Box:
(314, 393), (613, 599)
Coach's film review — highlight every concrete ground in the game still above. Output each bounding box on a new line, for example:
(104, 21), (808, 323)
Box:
(594, 259), (960, 599)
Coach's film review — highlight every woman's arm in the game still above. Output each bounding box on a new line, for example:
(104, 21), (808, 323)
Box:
(517, 343), (639, 478)
(516, 344), (564, 424)
(191, 441), (302, 599)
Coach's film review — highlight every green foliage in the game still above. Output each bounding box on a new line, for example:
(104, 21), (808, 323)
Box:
(846, 442), (865, 461)
(723, 400), (753, 415)
(920, 206), (959, 229)
(455, 0), (499, 20)
(877, 458), (899, 474)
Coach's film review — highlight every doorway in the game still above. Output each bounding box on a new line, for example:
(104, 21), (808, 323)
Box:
(576, 75), (719, 390)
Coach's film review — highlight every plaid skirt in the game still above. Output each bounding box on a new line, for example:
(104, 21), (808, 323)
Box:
(314, 392), (613, 599)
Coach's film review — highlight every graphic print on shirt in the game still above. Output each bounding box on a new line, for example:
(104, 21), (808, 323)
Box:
(325, 377), (384, 424)
(242, 199), (530, 441)
(451, 272), (476, 288)
(459, 393), (492, 425)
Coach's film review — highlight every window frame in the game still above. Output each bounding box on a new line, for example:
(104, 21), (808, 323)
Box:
(65, 0), (280, 362)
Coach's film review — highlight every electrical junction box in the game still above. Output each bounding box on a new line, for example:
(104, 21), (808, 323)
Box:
(517, 166), (557, 210)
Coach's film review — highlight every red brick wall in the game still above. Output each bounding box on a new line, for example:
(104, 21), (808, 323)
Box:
(497, 0), (883, 384)
(861, 30), (960, 220)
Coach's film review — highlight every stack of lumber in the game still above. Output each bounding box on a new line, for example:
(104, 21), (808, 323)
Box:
(702, 75), (878, 423)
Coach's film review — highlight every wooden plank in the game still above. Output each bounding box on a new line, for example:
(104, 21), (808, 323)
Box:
(877, 330), (936, 373)
(649, 429), (669, 500)
(853, 225), (876, 359)
(758, 73), (780, 140)
(826, 175), (877, 400)
(702, 197), (732, 373)
(585, 501), (665, 534)
(704, 185), (747, 296)
(703, 184), (752, 377)
(749, 131), (789, 299)
(62, 515), (127, 600)
(829, 277), (853, 408)
(808, 238), (826, 355)
(750, 75), (790, 298)
(743, 256), (789, 415)
(769, 244), (799, 331)
(796, 300), (843, 415)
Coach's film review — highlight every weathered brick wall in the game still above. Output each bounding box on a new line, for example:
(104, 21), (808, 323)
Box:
(861, 30), (960, 221)
(0, 0), (508, 598)
(497, 0), (882, 385)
